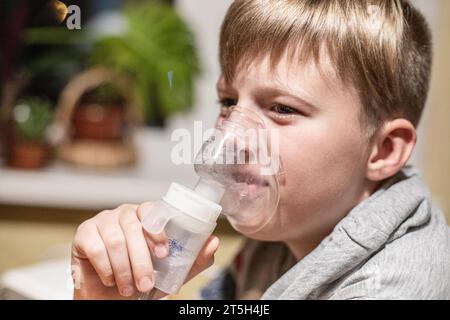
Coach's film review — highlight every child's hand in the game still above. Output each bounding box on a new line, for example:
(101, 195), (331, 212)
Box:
(71, 202), (219, 299)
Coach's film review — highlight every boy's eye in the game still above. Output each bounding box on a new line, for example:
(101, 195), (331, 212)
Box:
(218, 98), (237, 118)
(270, 104), (299, 115)
(267, 103), (304, 123)
(218, 98), (237, 107)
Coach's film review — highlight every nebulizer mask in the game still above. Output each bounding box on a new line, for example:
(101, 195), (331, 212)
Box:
(194, 106), (283, 233)
(140, 106), (283, 297)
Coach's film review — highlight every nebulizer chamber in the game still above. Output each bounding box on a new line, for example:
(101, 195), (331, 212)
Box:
(141, 106), (282, 296)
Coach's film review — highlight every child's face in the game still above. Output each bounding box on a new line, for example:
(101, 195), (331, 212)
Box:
(216, 52), (374, 244)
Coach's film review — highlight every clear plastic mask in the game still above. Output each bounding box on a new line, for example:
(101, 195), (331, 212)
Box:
(194, 106), (283, 234)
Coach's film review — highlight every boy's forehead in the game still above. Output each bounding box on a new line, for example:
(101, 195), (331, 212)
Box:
(218, 52), (347, 102)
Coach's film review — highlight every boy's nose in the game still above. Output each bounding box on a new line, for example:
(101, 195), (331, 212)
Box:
(224, 105), (266, 127)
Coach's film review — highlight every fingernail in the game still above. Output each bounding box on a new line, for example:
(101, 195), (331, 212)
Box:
(139, 276), (154, 292)
(154, 244), (168, 258)
(212, 236), (220, 250)
(106, 279), (115, 287)
(122, 286), (134, 297)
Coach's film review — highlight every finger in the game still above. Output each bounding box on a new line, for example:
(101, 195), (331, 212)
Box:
(145, 230), (169, 259)
(137, 202), (169, 259)
(96, 216), (135, 297)
(119, 210), (155, 293)
(136, 202), (154, 221)
(186, 235), (220, 282)
(73, 222), (115, 287)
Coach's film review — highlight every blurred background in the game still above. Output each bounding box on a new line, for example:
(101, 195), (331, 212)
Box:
(0, 0), (448, 299)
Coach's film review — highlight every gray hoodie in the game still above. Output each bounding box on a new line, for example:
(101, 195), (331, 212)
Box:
(261, 166), (450, 299)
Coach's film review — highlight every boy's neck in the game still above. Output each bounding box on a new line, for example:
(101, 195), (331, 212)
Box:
(285, 236), (328, 262)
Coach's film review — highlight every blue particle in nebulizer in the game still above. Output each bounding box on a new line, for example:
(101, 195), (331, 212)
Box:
(168, 238), (184, 256)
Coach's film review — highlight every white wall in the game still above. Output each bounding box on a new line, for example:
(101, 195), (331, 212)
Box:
(408, 0), (442, 169)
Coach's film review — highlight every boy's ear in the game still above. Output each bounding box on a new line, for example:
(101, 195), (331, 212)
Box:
(366, 119), (417, 181)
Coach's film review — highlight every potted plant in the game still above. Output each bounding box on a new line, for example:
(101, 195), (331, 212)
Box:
(89, 1), (200, 126)
(72, 81), (126, 141)
(8, 98), (53, 169)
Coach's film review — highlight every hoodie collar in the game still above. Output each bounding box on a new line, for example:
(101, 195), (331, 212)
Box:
(262, 166), (431, 299)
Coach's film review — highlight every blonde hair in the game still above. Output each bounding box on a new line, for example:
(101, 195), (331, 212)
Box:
(219, 0), (432, 134)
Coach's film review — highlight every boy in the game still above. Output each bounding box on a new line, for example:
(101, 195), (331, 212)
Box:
(72, 0), (450, 299)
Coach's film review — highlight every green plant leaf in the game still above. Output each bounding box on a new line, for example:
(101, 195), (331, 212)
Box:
(89, 1), (200, 124)
(13, 98), (53, 141)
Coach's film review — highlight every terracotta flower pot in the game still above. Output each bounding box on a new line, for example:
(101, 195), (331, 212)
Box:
(8, 140), (48, 169)
(72, 103), (125, 141)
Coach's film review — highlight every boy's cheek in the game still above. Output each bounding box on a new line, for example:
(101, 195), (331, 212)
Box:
(278, 132), (364, 203)
(274, 161), (360, 240)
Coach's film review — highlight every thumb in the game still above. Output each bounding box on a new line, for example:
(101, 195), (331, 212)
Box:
(185, 236), (220, 282)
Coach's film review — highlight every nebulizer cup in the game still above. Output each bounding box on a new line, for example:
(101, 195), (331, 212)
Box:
(140, 106), (283, 298)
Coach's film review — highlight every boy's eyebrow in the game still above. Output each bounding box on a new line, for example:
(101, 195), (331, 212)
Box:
(257, 86), (320, 111)
(216, 81), (320, 111)
(216, 82), (234, 94)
